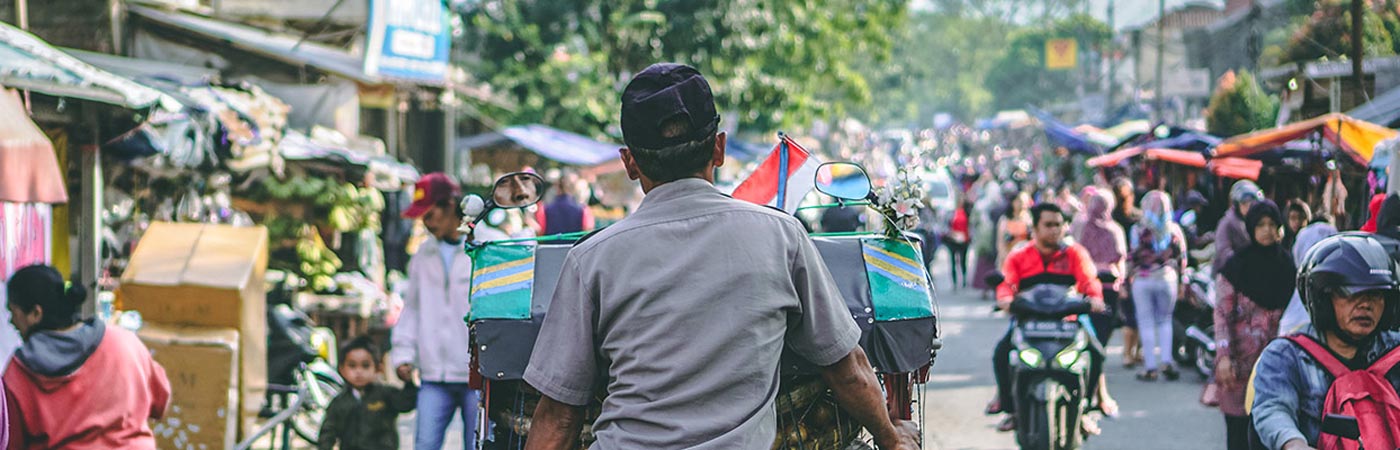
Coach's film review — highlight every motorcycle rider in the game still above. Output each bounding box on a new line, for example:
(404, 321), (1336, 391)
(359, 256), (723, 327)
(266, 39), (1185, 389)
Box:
(1251, 233), (1400, 450)
(989, 202), (1107, 432)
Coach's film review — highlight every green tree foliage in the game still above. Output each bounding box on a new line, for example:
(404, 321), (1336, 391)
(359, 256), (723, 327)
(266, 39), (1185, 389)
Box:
(458, 0), (905, 139)
(1282, 0), (1396, 63)
(982, 14), (1112, 112)
(855, 12), (1008, 126)
(1205, 70), (1280, 137)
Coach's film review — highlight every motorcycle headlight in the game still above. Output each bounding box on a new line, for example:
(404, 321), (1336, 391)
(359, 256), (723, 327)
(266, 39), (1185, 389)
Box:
(1055, 348), (1080, 368)
(1016, 348), (1044, 368)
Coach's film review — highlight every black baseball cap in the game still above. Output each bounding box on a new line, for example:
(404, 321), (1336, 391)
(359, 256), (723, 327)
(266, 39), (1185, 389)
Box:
(620, 63), (720, 150)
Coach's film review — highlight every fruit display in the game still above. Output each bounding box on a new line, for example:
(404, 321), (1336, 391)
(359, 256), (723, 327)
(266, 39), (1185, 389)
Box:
(295, 226), (342, 293)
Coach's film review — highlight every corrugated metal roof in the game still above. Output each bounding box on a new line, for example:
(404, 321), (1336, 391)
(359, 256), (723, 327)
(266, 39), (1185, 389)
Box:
(127, 4), (391, 85)
(0, 21), (166, 108)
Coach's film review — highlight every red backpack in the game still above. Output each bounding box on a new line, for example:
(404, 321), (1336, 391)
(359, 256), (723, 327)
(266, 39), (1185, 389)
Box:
(1287, 334), (1400, 450)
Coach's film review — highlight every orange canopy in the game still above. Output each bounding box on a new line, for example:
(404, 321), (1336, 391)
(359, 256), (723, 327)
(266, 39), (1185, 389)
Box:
(1087, 147), (1207, 169)
(1085, 147), (1145, 168)
(0, 89), (66, 203)
(1213, 113), (1397, 165)
(1145, 148), (1207, 168)
(1208, 157), (1265, 181)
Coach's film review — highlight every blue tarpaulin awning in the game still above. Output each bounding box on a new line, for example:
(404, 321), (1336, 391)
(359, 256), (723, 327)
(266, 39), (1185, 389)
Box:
(459, 124), (619, 166)
(1029, 107), (1102, 155)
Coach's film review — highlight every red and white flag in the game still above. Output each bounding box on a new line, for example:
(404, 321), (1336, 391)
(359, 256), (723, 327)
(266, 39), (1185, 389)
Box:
(732, 134), (821, 214)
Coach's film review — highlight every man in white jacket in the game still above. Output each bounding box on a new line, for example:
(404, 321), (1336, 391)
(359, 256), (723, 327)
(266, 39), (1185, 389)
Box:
(392, 172), (478, 450)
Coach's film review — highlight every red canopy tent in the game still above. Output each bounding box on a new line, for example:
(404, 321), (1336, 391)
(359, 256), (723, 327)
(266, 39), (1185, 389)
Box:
(1207, 157), (1265, 181)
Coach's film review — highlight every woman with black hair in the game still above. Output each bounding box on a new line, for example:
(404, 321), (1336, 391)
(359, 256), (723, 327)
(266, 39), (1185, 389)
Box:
(4, 265), (170, 449)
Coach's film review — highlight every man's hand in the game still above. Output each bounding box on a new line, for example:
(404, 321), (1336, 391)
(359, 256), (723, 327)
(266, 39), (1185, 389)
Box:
(396, 364), (416, 384)
(1090, 300), (1106, 314)
(1282, 438), (1316, 450)
(996, 297), (1013, 311)
(821, 347), (910, 450)
(886, 420), (921, 450)
(525, 395), (586, 450)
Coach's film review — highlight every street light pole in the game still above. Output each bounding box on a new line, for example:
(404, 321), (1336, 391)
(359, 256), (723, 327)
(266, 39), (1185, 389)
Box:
(1155, 0), (1165, 122)
(1353, 0), (1366, 108)
(1106, 0), (1116, 119)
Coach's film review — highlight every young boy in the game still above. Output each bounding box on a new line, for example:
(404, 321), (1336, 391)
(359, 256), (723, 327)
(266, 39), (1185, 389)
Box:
(319, 336), (417, 450)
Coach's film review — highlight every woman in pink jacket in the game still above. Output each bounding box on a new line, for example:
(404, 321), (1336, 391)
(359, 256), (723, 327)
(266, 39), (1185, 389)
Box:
(4, 265), (169, 449)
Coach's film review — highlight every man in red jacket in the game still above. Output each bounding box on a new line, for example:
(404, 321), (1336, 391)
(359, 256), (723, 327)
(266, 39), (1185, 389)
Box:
(988, 202), (1106, 432)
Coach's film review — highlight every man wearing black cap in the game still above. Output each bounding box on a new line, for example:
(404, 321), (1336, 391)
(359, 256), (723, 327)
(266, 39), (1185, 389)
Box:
(523, 63), (917, 450)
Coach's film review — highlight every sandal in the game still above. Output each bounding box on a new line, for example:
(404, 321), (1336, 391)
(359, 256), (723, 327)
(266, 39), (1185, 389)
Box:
(1136, 370), (1159, 381)
(1100, 397), (1120, 418)
(985, 398), (1003, 415)
(1162, 365), (1181, 381)
(996, 416), (1017, 432)
(1080, 414), (1103, 436)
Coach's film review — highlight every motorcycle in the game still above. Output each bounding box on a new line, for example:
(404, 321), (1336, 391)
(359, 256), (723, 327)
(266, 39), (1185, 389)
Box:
(1175, 265), (1216, 379)
(986, 274), (1096, 450)
(459, 164), (939, 449)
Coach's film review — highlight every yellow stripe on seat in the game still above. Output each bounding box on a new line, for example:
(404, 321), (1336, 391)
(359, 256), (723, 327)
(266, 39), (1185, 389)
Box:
(473, 257), (532, 278)
(471, 270), (533, 294)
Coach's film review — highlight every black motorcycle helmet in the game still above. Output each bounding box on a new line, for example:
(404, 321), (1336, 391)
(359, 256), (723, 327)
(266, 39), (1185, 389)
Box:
(1297, 233), (1400, 334)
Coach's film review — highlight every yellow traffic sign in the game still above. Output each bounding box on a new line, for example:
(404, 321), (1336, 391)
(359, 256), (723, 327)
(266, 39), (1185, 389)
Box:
(1046, 39), (1077, 70)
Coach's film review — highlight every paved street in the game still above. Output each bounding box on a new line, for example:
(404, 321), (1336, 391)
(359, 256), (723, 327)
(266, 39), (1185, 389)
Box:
(919, 254), (1225, 450)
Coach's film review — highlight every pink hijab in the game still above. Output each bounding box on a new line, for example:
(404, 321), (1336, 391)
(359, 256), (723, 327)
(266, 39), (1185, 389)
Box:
(1073, 186), (1127, 269)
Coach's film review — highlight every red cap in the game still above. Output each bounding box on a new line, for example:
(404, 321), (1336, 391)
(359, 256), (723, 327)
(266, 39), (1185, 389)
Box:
(402, 173), (461, 219)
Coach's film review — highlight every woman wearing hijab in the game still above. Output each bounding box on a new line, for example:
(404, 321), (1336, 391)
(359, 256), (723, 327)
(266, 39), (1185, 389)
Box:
(1278, 216), (1337, 335)
(1129, 191), (1188, 381)
(1214, 201), (1293, 450)
(4, 265), (170, 449)
(1283, 199), (1312, 250)
(1073, 187), (1128, 344)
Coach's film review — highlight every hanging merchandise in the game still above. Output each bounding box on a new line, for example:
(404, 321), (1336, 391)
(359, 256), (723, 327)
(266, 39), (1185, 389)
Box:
(0, 203), (53, 281)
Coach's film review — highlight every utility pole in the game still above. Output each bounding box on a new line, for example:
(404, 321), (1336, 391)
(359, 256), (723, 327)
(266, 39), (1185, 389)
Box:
(1106, 0), (1116, 119)
(1155, 0), (1165, 122)
(1353, 0), (1366, 108)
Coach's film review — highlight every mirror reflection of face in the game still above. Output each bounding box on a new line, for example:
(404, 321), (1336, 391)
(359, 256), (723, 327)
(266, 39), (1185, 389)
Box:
(1034, 210), (1066, 248)
(494, 174), (540, 207)
(1253, 216), (1281, 246)
(1333, 291), (1385, 339)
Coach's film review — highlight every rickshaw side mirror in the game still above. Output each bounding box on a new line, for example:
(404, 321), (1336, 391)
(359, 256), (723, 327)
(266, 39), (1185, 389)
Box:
(492, 172), (546, 208)
(815, 162), (872, 201)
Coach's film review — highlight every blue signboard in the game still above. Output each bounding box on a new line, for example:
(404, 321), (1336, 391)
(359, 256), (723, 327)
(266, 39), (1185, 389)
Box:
(364, 0), (451, 84)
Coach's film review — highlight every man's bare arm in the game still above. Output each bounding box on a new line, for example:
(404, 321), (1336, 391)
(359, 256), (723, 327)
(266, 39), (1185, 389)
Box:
(820, 346), (919, 450)
(524, 395), (586, 450)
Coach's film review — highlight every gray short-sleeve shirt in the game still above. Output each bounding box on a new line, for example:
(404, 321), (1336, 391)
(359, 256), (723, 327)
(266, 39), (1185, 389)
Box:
(523, 178), (861, 449)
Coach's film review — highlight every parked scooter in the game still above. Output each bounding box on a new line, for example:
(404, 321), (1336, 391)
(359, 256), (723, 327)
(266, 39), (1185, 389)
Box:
(263, 270), (344, 446)
(1175, 265), (1216, 379)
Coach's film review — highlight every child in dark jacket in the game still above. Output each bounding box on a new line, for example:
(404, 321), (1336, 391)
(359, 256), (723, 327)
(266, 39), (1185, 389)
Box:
(319, 336), (417, 450)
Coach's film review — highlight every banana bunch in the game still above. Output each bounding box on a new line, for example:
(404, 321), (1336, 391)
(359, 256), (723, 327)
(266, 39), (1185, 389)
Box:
(327, 183), (385, 232)
(295, 226), (343, 293)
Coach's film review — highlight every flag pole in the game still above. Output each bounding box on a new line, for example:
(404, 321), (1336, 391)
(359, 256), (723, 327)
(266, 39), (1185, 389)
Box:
(776, 132), (789, 212)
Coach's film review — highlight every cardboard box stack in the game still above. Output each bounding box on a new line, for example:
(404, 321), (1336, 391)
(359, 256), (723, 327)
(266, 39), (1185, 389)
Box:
(119, 222), (268, 449)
